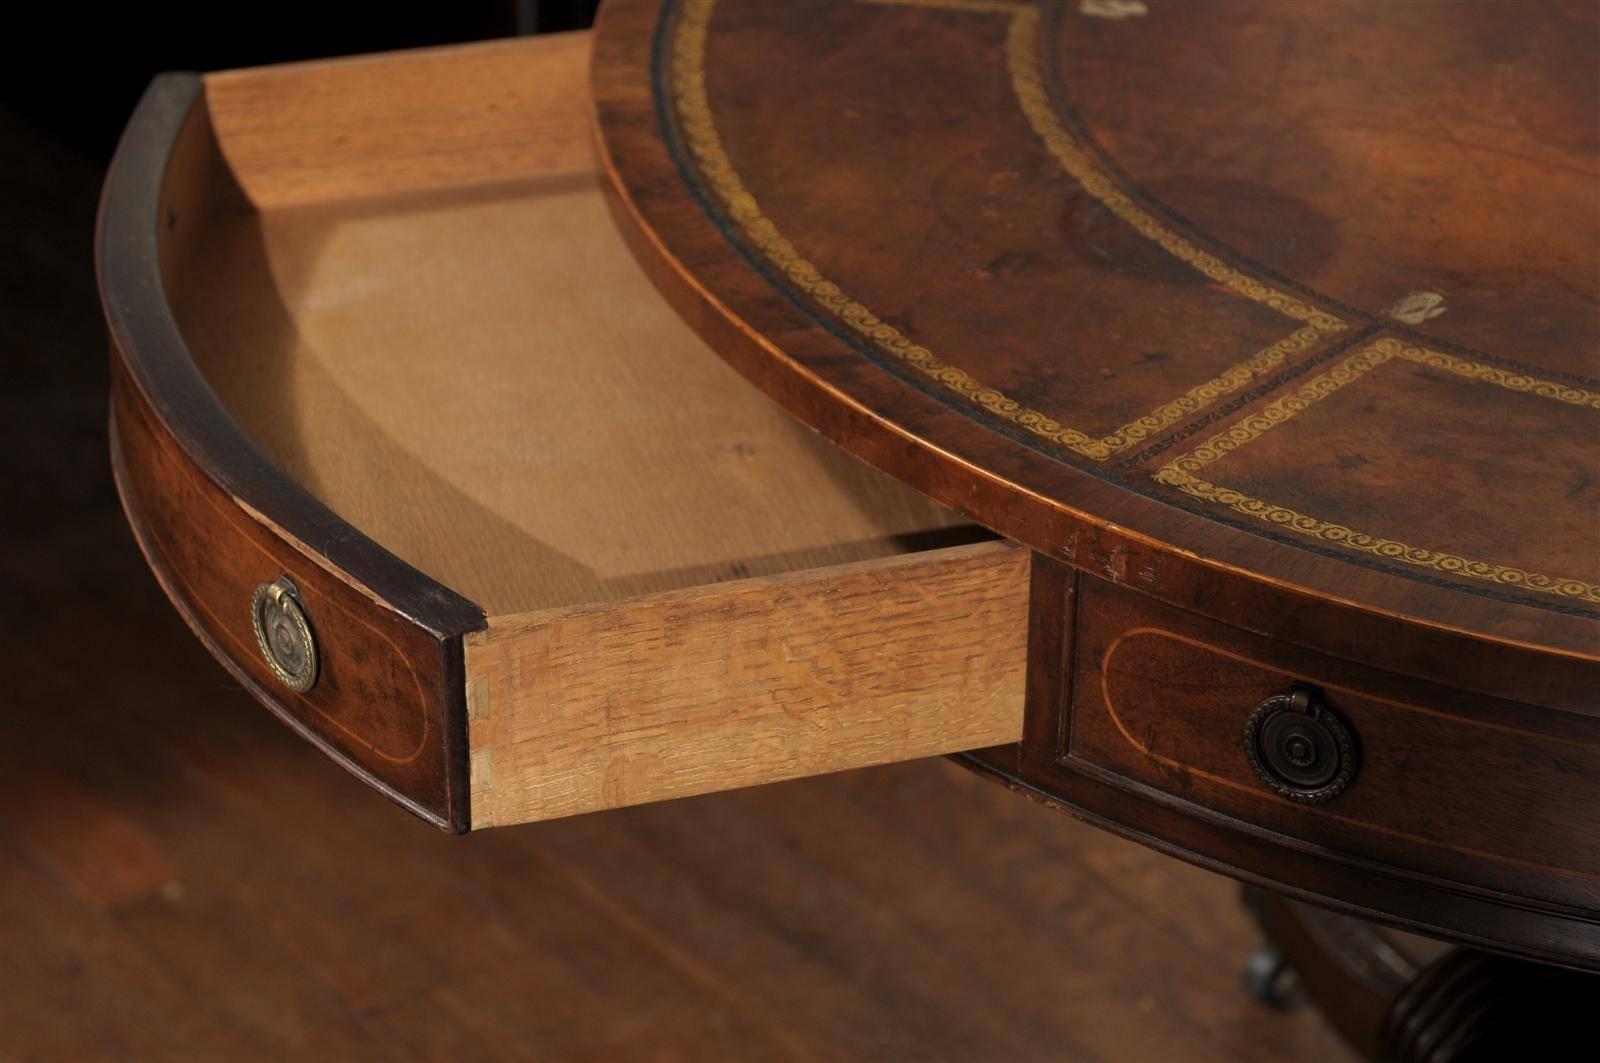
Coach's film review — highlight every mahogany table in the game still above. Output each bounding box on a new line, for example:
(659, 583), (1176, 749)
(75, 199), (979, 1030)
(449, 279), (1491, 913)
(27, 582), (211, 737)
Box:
(98, 1), (1598, 1057)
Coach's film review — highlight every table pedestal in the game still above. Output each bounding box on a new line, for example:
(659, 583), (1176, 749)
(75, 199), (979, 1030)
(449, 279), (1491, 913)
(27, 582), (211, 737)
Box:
(1242, 887), (1594, 1060)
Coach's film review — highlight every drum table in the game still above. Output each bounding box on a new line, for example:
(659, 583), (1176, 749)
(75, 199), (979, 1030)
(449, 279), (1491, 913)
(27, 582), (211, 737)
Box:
(99, 1), (1599, 1057)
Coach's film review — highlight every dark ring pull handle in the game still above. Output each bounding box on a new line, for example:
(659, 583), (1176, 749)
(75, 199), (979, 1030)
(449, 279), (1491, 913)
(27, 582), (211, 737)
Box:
(1243, 682), (1357, 805)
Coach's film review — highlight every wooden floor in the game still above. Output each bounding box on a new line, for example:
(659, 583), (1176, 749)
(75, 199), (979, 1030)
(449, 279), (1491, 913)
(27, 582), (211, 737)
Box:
(0, 104), (1352, 1062)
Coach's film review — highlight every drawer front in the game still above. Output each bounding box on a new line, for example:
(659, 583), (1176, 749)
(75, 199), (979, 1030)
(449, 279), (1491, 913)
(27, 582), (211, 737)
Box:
(111, 367), (471, 830)
(1000, 557), (1600, 965)
(1067, 577), (1600, 907)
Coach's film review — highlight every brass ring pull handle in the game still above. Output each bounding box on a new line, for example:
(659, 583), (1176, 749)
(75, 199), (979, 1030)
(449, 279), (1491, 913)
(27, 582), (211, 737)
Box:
(251, 576), (318, 693)
(1243, 683), (1356, 805)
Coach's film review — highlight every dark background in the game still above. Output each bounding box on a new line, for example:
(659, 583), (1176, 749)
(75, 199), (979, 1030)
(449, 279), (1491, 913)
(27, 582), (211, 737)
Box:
(0, 4), (1345, 1058)
(1, 3), (599, 162)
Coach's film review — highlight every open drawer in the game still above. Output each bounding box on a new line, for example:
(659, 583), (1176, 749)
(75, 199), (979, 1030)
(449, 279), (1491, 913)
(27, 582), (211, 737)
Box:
(97, 31), (1029, 832)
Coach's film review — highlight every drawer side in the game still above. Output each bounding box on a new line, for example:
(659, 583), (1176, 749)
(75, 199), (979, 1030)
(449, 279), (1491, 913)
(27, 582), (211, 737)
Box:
(466, 540), (1029, 827)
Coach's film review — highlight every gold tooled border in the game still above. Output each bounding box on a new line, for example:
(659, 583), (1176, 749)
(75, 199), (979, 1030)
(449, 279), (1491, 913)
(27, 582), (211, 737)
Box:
(1156, 338), (1600, 604)
(669, 0), (1597, 604)
(671, 0), (1345, 461)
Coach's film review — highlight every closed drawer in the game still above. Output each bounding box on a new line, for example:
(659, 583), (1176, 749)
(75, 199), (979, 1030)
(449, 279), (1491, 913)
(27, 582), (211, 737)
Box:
(991, 555), (1600, 964)
(101, 32), (1029, 832)
(1032, 571), (1600, 921)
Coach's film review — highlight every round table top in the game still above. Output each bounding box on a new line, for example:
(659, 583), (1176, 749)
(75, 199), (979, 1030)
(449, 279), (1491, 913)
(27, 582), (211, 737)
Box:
(592, 0), (1599, 661)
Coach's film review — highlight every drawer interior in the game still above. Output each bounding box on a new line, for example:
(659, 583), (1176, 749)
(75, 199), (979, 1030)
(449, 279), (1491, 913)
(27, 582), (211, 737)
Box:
(165, 35), (972, 620)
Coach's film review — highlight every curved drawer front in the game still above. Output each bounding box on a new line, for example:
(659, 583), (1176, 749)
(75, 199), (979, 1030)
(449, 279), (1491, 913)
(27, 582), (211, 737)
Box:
(1073, 581), (1600, 905)
(111, 368), (471, 829)
(1004, 559), (1600, 966)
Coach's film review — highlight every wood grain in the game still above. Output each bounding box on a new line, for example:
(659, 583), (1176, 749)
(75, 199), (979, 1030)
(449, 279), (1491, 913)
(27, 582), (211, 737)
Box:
(203, 33), (593, 208)
(466, 540), (1029, 828)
